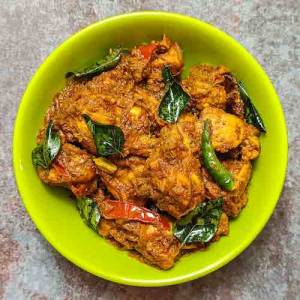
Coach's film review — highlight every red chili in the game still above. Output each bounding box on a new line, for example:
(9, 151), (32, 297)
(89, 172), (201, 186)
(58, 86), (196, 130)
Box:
(100, 200), (170, 230)
(138, 43), (158, 60)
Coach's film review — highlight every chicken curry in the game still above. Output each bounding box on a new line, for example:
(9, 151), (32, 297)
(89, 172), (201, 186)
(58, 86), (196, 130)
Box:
(32, 36), (265, 269)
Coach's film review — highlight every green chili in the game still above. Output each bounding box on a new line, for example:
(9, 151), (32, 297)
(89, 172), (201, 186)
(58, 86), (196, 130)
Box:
(201, 120), (235, 191)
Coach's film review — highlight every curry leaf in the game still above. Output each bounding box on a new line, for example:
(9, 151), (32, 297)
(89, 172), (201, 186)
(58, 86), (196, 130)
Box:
(173, 199), (223, 245)
(66, 47), (124, 79)
(158, 66), (190, 123)
(84, 115), (124, 156)
(77, 198), (101, 232)
(32, 145), (48, 169)
(238, 81), (266, 132)
(32, 122), (61, 169)
(43, 122), (61, 166)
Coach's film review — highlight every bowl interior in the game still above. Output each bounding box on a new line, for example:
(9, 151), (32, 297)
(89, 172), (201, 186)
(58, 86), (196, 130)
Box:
(13, 12), (287, 286)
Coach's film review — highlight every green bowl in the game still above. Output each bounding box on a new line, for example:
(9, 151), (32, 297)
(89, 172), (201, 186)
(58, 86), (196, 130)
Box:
(13, 11), (288, 286)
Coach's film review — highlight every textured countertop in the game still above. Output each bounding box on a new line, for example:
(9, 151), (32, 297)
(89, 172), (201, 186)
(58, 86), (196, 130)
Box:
(1, 1), (299, 299)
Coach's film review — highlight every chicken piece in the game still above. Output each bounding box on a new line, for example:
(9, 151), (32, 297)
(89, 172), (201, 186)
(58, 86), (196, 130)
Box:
(133, 86), (166, 129)
(124, 134), (157, 157)
(201, 107), (246, 153)
(88, 71), (157, 157)
(240, 124), (260, 161)
(99, 157), (151, 205)
(145, 36), (183, 96)
(182, 65), (245, 116)
(38, 81), (97, 154)
(38, 143), (97, 198)
(99, 219), (180, 269)
(224, 193), (248, 218)
(40, 67), (135, 155)
(201, 107), (260, 159)
(147, 114), (205, 218)
(183, 65), (229, 111)
(118, 48), (149, 82)
(213, 213), (229, 241)
(118, 35), (175, 83)
(83, 66), (136, 121)
(202, 160), (252, 217)
(38, 143), (96, 184)
(117, 35), (183, 91)
(120, 104), (158, 157)
(148, 43), (183, 78)
(41, 62), (159, 157)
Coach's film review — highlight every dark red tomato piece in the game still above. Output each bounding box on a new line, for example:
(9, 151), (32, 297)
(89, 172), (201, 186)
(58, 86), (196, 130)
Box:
(138, 43), (158, 60)
(100, 200), (170, 230)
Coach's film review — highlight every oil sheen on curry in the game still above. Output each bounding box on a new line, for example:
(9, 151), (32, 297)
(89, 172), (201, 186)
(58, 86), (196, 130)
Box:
(32, 36), (266, 270)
